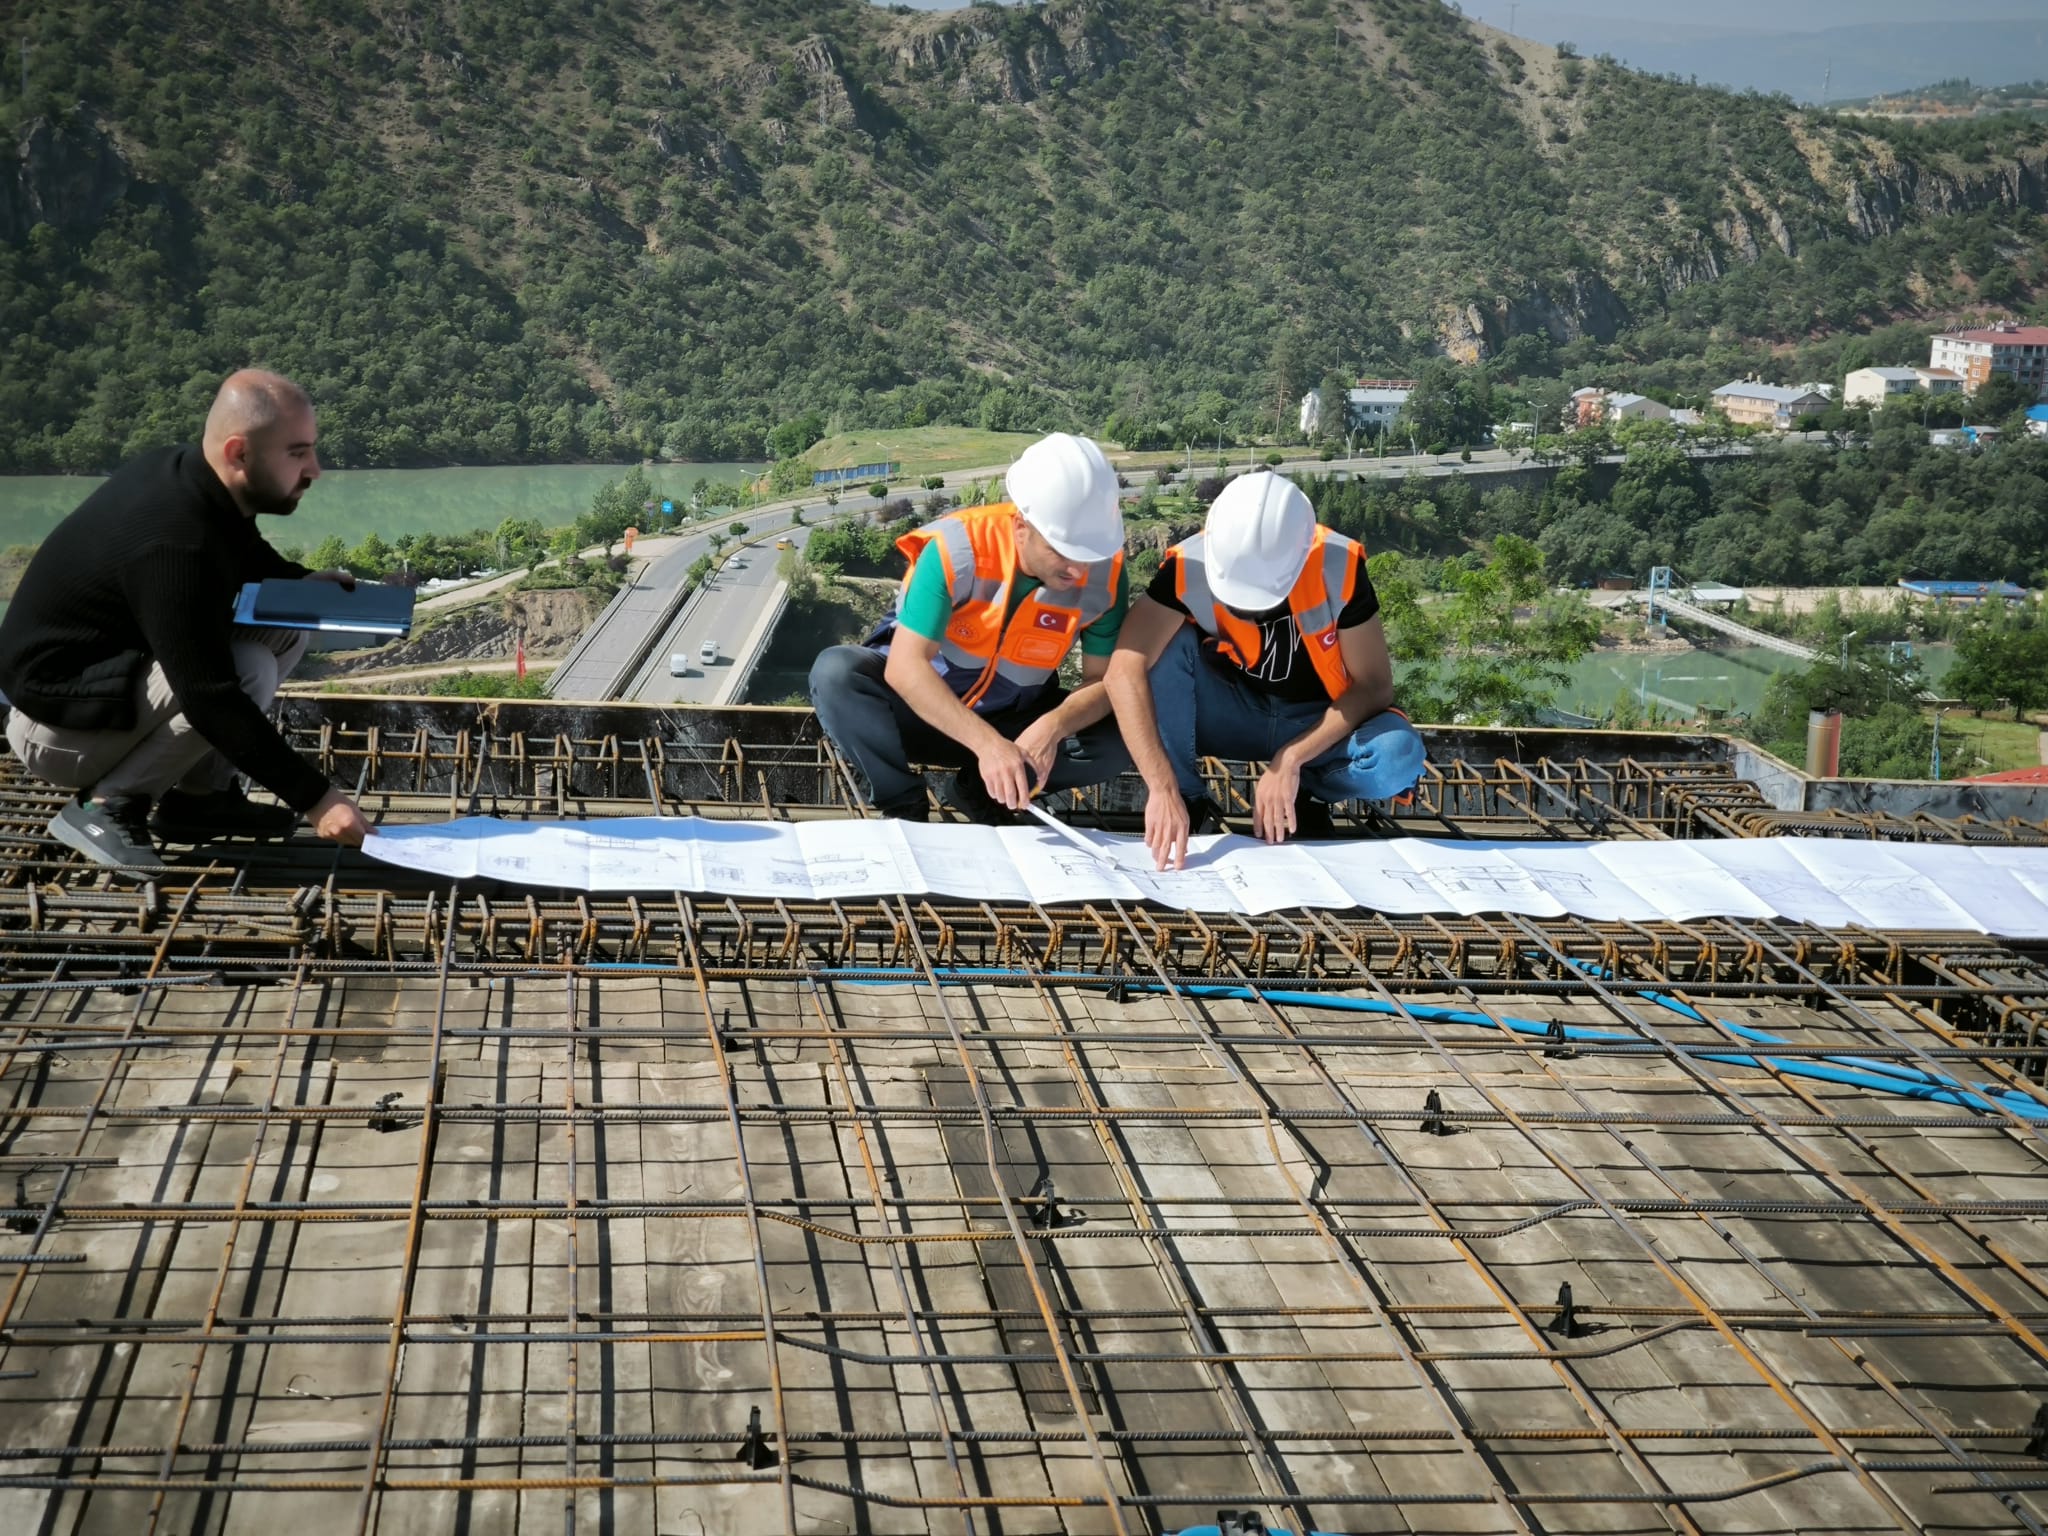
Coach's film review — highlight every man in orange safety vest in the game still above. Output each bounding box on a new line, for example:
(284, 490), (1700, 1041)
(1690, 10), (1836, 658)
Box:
(809, 433), (1134, 822)
(1106, 471), (1425, 869)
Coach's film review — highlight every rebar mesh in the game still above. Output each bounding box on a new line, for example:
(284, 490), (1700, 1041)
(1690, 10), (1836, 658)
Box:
(3, 701), (2048, 1535)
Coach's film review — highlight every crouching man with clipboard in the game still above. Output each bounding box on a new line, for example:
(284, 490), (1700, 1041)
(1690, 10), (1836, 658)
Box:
(0, 370), (374, 870)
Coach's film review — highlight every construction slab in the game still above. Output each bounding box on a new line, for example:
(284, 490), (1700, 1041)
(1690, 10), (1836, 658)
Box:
(3, 706), (2048, 1534)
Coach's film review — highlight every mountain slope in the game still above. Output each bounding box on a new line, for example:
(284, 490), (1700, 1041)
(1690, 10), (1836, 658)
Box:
(1, 0), (2043, 471)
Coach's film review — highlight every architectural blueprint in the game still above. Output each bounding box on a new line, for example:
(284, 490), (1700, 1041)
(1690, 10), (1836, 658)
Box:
(361, 817), (2048, 936)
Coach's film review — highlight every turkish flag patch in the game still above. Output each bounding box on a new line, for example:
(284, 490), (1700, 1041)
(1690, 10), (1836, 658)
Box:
(1319, 629), (1339, 649)
(1035, 611), (1071, 631)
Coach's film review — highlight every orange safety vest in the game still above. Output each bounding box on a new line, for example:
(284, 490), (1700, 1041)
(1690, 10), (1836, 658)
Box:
(1172, 526), (1364, 701)
(894, 503), (1124, 710)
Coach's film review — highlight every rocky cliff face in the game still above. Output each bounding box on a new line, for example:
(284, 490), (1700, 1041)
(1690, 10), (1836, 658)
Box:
(0, 107), (135, 243)
(1541, 129), (2045, 338)
(1841, 141), (2048, 239)
(722, 34), (875, 133)
(1437, 271), (1631, 362)
(647, 113), (754, 192)
(896, 1), (1132, 105)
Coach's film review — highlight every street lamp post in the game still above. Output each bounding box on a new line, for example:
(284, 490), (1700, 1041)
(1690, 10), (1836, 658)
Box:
(1931, 707), (1946, 780)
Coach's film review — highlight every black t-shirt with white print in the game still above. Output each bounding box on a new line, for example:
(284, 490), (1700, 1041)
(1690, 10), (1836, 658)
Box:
(1146, 549), (1380, 705)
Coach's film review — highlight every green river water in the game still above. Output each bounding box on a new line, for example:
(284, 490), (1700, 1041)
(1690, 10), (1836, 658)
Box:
(0, 463), (767, 553)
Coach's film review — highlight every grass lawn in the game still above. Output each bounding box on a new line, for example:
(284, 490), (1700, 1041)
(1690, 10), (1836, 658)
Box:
(1933, 712), (2043, 775)
(800, 427), (1299, 481)
(803, 428), (1038, 479)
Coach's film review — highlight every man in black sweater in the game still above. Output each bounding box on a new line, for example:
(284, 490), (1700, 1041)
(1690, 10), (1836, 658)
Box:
(0, 370), (372, 868)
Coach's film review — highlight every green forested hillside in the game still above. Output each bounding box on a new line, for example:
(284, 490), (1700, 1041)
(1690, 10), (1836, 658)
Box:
(2, 0), (2044, 471)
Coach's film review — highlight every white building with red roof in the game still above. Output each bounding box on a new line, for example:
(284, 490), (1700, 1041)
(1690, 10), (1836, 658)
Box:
(1928, 322), (2048, 398)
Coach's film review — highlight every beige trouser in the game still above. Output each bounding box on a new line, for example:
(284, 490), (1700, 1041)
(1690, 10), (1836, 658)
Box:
(5, 628), (308, 801)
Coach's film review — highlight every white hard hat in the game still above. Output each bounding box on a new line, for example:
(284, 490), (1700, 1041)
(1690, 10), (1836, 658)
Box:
(1203, 471), (1316, 611)
(1005, 433), (1123, 563)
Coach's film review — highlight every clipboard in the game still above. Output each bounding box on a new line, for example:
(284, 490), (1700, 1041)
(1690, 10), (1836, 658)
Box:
(233, 579), (416, 639)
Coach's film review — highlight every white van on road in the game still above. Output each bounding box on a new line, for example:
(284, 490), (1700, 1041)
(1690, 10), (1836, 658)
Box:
(699, 640), (719, 666)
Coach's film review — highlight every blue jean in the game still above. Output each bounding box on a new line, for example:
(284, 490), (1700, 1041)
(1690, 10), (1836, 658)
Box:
(1147, 626), (1425, 802)
(808, 645), (1132, 809)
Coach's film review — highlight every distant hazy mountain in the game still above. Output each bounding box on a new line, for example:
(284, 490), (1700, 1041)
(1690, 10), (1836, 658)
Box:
(876, 1), (2048, 101)
(1510, 12), (2048, 101)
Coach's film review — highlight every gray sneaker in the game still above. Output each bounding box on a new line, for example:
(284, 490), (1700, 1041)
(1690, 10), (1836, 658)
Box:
(48, 795), (162, 870)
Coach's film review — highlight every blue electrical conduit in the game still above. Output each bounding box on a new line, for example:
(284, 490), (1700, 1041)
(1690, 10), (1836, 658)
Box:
(586, 961), (2048, 1125)
(1547, 955), (2048, 1125)
(1155, 981), (2048, 1125)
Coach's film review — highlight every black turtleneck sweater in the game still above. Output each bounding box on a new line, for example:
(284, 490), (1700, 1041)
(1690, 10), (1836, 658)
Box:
(0, 445), (331, 813)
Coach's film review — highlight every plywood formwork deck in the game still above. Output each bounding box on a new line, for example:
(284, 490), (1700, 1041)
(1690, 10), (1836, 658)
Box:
(2, 703), (2047, 1534)
(6, 961), (2048, 1535)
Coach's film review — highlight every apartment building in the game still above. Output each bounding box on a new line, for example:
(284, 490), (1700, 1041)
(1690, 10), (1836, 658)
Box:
(1928, 322), (2048, 398)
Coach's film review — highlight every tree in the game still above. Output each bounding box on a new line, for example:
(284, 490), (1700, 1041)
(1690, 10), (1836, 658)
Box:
(1753, 646), (1929, 764)
(1183, 390), (1232, 451)
(728, 521), (749, 539)
(767, 457), (814, 495)
(1970, 373), (2037, 427)
(494, 517), (546, 570)
(1316, 372), (1351, 448)
(1372, 535), (1600, 724)
(777, 544), (834, 607)
(1394, 359), (1491, 453)
(347, 532), (393, 577)
(686, 554), (714, 588)
(766, 411), (826, 460)
(309, 535), (349, 572)
(1265, 328), (1309, 441)
(1839, 704), (1936, 779)
(1946, 605), (2048, 719)
(580, 467), (651, 554)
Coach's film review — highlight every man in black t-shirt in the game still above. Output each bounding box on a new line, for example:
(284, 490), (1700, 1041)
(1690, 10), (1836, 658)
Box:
(1105, 472), (1424, 869)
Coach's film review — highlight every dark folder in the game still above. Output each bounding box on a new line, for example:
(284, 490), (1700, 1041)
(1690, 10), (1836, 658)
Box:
(234, 579), (417, 638)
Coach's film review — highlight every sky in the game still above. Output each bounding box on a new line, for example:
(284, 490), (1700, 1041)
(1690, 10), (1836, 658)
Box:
(872, 0), (2048, 101)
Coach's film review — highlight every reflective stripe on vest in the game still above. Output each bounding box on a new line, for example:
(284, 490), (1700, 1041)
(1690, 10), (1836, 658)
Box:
(1173, 527), (1362, 700)
(894, 503), (1123, 709)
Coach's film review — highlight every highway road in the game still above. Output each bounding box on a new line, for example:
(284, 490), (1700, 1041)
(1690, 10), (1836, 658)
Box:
(546, 502), (822, 700)
(627, 527), (813, 704)
(546, 464), (1008, 702)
